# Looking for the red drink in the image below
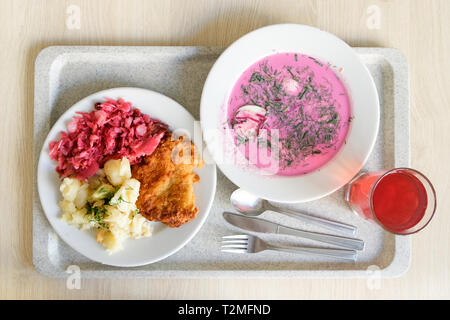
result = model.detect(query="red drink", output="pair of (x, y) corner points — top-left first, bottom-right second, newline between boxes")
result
(345, 168), (436, 234)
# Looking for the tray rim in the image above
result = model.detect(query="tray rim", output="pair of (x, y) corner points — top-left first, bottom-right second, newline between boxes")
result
(33, 45), (411, 278)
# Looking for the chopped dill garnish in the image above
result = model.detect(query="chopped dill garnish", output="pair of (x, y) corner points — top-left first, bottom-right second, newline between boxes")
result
(287, 67), (298, 81)
(298, 85), (310, 100)
(236, 135), (246, 146)
(327, 113), (339, 125)
(308, 56), (323, 66)
(98, 187), (107, 194)
(249, 72), (264, 83)
(87, 205), (109, 229)
(104, 192), (115, 204)
(118, 195), (130, 204)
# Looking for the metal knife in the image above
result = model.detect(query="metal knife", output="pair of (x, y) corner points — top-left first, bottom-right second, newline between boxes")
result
(223, 212), (365, 251)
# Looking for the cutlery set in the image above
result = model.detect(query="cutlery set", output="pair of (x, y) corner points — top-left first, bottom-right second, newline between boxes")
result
(222, 188), (364, 261)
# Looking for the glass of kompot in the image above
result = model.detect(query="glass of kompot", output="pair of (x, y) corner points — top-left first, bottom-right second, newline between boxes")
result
(344, 168), (436, 235)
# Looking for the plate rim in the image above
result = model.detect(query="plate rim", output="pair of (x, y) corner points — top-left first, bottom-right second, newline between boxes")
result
(37, 86), (217, 267)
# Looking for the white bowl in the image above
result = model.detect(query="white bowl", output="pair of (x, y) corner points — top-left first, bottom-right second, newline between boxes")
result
(38, 87), (216, 267)
(200, 24), (379, 203)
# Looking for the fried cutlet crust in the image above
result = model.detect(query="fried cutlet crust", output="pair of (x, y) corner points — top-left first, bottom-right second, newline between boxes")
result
(131, 134), (203, 228)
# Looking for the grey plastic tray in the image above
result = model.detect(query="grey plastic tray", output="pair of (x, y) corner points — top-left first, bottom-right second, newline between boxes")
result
(33, 46), (410, 278)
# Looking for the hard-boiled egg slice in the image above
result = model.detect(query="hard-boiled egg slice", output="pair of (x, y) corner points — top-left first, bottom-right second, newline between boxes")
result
(232, 105), (266, 140)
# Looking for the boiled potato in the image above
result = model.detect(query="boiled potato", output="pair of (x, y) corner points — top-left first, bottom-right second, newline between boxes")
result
(109, 178), (140, 213)
(59, 199), (76, 214)
(59, 156), (152, 254)
(60, 212), (73, 223)
(129, 213), (151, 239)
(99, 230), (122, 253)
(104, 206), (129, 231)
(60, 178), (81, 202)
(123, 178), (140, 204)
(74, 183), (89, 209)
(71, 208), (89, 227)
(104, 157), (131, 186)
(90, 183), (115, 201)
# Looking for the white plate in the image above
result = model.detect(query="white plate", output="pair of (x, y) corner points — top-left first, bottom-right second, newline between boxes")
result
(200, 24), (379, 203)
(38, 87), (216, 267)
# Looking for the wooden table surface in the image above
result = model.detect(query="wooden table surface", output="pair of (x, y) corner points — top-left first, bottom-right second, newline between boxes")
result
(1, 0), (449, 299)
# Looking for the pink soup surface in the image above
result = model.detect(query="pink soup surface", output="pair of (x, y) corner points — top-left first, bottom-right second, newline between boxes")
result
(227, 52), (351, 176)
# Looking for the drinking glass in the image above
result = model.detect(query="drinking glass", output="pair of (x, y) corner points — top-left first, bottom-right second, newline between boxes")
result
(344, 168), (436, 235)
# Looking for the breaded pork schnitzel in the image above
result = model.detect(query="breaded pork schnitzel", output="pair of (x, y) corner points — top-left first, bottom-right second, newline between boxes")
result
(131, 134), (203, 227)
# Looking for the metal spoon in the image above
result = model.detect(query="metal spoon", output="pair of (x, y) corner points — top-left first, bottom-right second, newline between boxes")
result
(230, 188), (357, 235)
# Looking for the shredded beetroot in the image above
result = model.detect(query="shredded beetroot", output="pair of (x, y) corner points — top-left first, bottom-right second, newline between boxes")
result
(49, 98), (168, 180)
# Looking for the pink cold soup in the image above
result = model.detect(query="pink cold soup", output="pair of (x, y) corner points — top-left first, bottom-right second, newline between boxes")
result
(227, 52), (351, 176)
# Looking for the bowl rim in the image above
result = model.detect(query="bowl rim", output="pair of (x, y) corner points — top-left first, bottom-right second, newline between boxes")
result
(200, 23), (380, 203)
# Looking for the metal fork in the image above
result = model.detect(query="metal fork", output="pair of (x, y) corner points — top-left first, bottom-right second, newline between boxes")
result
(221, 234), (357, 261)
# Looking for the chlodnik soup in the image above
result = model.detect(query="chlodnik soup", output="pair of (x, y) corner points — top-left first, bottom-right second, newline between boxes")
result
(227, 52), (351, 176)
